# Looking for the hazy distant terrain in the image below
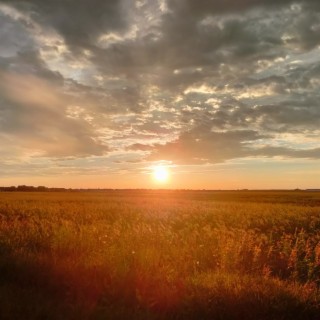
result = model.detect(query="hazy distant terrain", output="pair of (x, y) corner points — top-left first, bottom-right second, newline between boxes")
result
(0, 191), (320, 319)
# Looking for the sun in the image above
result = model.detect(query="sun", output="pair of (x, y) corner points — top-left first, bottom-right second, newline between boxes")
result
(153, 166), (169, 183)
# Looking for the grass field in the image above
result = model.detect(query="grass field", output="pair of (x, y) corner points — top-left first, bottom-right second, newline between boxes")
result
(0, 190), (320, 319)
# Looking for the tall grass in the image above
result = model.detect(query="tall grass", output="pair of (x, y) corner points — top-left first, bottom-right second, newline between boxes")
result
(0, 191), (319, 319)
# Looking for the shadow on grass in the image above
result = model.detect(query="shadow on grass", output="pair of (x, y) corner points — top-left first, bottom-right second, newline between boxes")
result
(0, 246), (319, 320)
(0, 249), (73, 320)
(181, 272), (320, 320)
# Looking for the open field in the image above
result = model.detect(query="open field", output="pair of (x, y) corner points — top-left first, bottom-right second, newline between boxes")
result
(0, 190), (320, 319)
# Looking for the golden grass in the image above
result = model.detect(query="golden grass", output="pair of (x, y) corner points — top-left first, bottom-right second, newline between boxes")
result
(0, 190), (319, 319)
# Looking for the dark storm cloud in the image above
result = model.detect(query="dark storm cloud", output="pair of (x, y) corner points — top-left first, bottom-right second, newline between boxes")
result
(4, 0), (320, 68)
(1, 0), (125, 51)
(156, 0), (320, 72)
(0, 0), (320, 165)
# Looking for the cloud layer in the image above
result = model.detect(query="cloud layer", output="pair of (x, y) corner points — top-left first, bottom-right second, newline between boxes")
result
(0, 0), (320, 181)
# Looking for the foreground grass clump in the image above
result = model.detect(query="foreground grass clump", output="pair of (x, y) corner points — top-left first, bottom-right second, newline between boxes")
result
(0, 190), (320, 319)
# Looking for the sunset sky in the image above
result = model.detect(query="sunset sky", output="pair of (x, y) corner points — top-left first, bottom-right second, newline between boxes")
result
(0, 0), (319, 189)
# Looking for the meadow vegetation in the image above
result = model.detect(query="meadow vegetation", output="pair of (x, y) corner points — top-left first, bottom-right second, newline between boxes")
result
(0, 190), (320, 319)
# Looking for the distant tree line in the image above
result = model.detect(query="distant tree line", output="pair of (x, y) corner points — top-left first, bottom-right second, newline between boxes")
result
(0, 186), (317, 192)
(0, 185), (67, 192)
(0, 186), (117, 192)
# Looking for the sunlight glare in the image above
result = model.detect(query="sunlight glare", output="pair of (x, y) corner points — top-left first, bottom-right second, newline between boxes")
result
(153, 166), (169, 183)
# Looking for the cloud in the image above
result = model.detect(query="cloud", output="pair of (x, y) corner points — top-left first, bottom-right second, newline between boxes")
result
(1, 0), (125, 51)
(126, 143), (154, 152)
(0, 70), (108, 157)
(149, 128), (265, 164)
(0, 0), (320, 170)
(0, 9), (34, 57)
(251, 146), (320, 159)
(148, 127), (320, 164)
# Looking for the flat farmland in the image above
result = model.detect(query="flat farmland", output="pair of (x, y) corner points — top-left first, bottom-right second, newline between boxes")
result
(0, 190), (320, 319)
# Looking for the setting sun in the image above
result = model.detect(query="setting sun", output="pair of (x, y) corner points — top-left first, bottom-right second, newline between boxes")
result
(153, 166), (169, 183)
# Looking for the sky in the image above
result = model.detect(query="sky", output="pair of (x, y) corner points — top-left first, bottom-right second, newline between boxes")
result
(0, 0), (319, 189)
